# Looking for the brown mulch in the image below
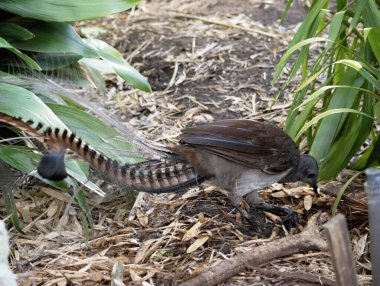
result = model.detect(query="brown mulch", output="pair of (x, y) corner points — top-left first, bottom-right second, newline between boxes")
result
(3, 0), (372, 285)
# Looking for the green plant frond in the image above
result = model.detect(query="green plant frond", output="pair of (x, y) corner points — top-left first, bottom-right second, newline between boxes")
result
(0, 82), (67, 128)
(84, 39), (152, 93)
(350, 0), (369, 29)
(295, 85), (380, 111)
(318, 108), (373, 179)
(362, 0), (380, 27)
(366, 27), (380, 67)
(288, 0), (329, 47)
(352, 131), (380, 170)
(31, 53), (84, 71)
(273, 0), (332, 84)
(285, 94), (316, 139)
(326, 11), (346, 49)
(280, 0), (379, 183)
(279, 0), (294, 25)
(0, 0), (140, 22)
(331, 171), (362, 216)
(273, 37), (330, 83)
(294, 66), (330, 92)
(9, 20), (98, 57)
(0, 36), (41, 71)
(336, 59), (380, 90)
(295, 108), (373, 141)
(0, 22), (34, 41)
(351, 132), (378, 170)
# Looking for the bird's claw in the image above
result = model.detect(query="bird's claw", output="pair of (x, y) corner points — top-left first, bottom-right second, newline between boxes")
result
(255, 204), (299, 229)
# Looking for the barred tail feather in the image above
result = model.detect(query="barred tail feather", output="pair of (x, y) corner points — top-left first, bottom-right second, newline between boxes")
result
(0, 113), (203, 193)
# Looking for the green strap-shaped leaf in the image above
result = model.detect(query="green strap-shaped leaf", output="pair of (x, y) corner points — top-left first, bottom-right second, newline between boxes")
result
(331, 171), (362, 215)
(367, 28), (380, 65)
(309, 70), (364, 159)
(0, 36), (41, 70)
(0, 82), (66, 129)
(84, 39), (152, 92)
(295, 85), (380, 111)
(350, 0), (368, 29)
(336, 60), (380, 91)
(362, 0), (380, 27)
(0, 0), (140, 22)
(0, 23), (34, 41)
(326, 11), (346, 49)
(10, 20), (98, 58)
(296, 108), (373, 141)
(273, 37), (329, 82)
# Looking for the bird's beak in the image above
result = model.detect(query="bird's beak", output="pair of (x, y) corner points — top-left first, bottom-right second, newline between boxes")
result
(312, 184), (319, 194)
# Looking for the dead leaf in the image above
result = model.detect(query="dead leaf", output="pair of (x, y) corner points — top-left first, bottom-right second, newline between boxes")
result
(354, 233), (368, 260)
(304, 195), (313, 211)
(198, 212), (205, 223)
(40, 187), (71, 203)
(187, 236), (209, 253)
(236, 211), (242, 224)
(271, 190), (286, 198)
(90, 272), (104, 282)
(182, 221), (203, 241)
(136, 208), (149, 227)
(134, 239), (155, 264)
(129, 268), (142, 282)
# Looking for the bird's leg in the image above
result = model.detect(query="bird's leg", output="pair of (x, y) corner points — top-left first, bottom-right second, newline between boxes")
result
(229, 191), (279, 237)
(246, 192), (298, 229)
(228, 192), (253, 221)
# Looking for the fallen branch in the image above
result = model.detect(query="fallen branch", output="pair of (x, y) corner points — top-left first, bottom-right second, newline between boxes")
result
(179, 213), (328, 286)
(248, 266), (335, 285)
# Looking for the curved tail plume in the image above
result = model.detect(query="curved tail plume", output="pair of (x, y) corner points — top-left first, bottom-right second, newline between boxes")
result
(0, 113), (203, 193)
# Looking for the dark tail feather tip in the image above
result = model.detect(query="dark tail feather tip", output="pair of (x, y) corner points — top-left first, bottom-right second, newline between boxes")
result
(37, 150), (68, 181)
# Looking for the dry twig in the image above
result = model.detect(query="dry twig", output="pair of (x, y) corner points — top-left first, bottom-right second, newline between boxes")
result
(179, 213), (328, 286)
(248, 266), (335, 285)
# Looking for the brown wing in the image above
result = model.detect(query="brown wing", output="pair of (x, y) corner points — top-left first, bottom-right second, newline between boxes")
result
(178, 120), (299, 173)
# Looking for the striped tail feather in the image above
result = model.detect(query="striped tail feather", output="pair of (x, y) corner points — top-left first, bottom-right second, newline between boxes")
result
(0, 113), (204, 193)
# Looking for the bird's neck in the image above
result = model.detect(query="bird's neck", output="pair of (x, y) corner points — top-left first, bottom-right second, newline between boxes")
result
(278, 160), (299, 183)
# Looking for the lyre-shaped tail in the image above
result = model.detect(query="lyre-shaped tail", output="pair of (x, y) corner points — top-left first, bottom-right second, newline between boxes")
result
(0, 113), (203, 193)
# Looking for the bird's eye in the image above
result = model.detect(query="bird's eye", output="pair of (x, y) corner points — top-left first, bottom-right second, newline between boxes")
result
(307, 174), (316, 179)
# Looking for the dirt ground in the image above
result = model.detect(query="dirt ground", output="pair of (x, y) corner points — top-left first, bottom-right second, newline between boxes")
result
(7, 0), (372, 285)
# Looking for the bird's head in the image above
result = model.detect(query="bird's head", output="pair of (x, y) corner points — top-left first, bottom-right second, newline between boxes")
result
(292, 154), (319, 193)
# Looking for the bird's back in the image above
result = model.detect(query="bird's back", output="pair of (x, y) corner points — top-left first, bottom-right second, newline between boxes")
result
(174, 119), (300, 175)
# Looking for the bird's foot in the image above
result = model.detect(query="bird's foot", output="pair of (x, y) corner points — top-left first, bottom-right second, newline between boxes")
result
(255, 203), (299, 229)
(235, 201), (298, 235)
(235, 206), (274, 237)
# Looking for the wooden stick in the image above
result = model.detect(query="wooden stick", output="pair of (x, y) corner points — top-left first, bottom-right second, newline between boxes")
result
(248, 266), (335, 286)
(324, 213), (358, 286)
(179, 213), (328, 286)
